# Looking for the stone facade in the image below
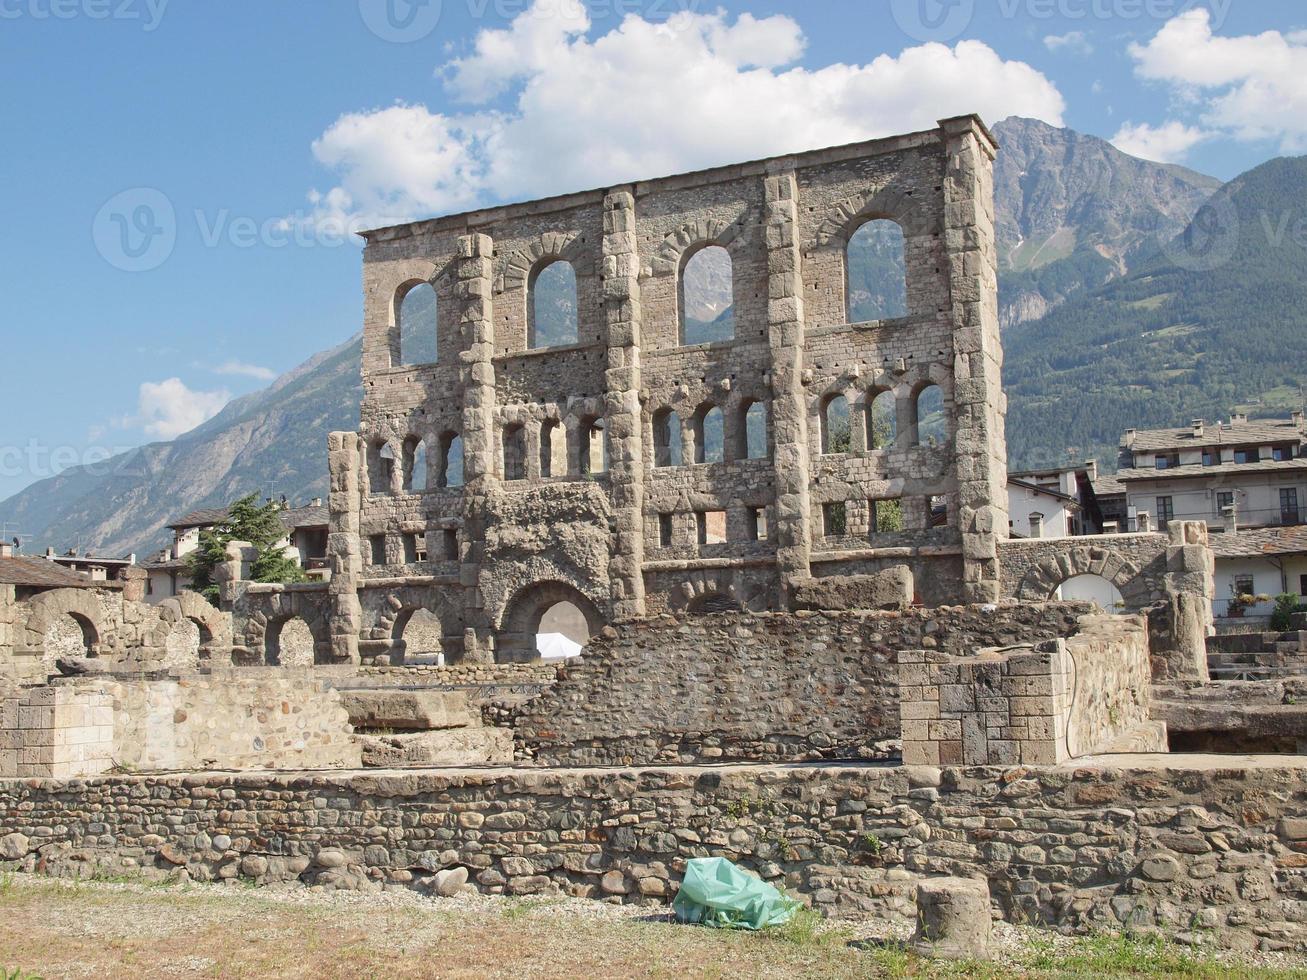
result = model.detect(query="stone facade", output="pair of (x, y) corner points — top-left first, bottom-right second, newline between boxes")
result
(3, 762), (1307, 951)
(319, 116), (1009, 665)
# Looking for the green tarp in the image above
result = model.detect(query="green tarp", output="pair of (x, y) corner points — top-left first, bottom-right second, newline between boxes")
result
(671, 857), (800, 930)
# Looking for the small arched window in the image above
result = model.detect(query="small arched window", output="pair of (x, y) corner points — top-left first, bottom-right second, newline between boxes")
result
(398, 282), (438, 366)
(503, 424), (527, 481)
(680, 245), (734, 346)
(530, 261), (578, 349)
(368, 441), (395, 494)
(653, 408), (682, 468)
(741, 400), (768, 460)
(915, 384), (946, 447)
(867, 390), (897, 450)
(580, 418), (607, 475)
(438, 432), (464, 488)
(846, 219), (907, 323)
(402, 437), (427, 492)
(693, 405), (724, 464)
(822, 395), (851, 455)
(539, 419), (566, 478)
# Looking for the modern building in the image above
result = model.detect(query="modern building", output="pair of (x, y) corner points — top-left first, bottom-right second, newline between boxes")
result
(1208, 526), (1307, 619)
(1006, 463), (1104, 539)
(39, 547), (135, 584)
(0, 542), (119, 600)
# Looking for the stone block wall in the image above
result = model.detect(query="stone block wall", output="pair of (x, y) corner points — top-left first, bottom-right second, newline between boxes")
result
(3, 763), (1307, 951)
(0, 687), (115, 779)
(514, 602), (1091, 766)
(899, 613), (1156, 766)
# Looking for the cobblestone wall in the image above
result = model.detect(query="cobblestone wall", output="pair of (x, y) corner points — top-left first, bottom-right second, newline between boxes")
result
(514, 603), (1090, 765)
(2, 762), (1306, 951)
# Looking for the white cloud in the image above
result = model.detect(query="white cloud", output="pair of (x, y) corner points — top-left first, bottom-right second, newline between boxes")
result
(1128, 10), (1307, 152)
(303, 3), (1065, 230)
(1111, 120), (1211, 164)
(1044, 31), (1092, 55)
(213, 360), (277, 382)
(128, 379), (230, 440)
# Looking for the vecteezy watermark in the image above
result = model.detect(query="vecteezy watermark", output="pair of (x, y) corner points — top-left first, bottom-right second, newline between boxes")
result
(92, 188), (177, 273)
(358, 0), (705, 43)
(1158, 193), (1239, 273)
(358, 0), (443, 42)
(891, 0), (1231, 43)
(0, 440), (140, 482)
(0, 0), (169, 31)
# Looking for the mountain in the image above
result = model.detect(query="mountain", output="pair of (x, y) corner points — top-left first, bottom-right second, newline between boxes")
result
(991, 117), (1223, 329)
(1004, 155), (1307, 470)
(0, 121), (1253, 556)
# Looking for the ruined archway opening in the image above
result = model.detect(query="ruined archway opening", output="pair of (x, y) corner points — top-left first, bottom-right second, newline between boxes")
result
(1058, 574), (1125, 613)
(266, 616), (315, 667)
(397, 608), (445, 666)
(535, 601), (589, 660)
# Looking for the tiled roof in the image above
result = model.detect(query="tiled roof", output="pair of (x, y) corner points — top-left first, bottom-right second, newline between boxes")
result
(1008, 478), (1078, 504)
(1209, 525), (1307, 559)
(168, 507), (230, 530)
(1124, 418), (1305, 453)
(280, 505), (328, 529)
(167, 504), (328, 532)
(1116, 457), (1307, 483)
(142, 554), (191, 571)
(0, 556), (118, 589)
(1093, 474), (1127, 497)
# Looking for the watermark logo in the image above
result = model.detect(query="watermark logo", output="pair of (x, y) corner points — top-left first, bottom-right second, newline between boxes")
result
(890, 0), (975, 42)
(359, 0), (443, 42)
(92, 187), (176, 273)
(0, 0), (170, 31)
(1159, 193), (1238, 273)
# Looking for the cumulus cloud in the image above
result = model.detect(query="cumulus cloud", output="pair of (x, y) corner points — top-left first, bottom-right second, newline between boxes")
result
(127, 379), (230, 440)
(302, 2), (1065, 230)
(1044, 31), (1092, 55)
(1128, 10), (1307, 152)
(1111, 120), (1211, 163)
(213, 360), (277, 382)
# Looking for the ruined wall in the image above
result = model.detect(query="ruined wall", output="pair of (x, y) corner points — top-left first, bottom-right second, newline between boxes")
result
(3, 762), (1307, 951)
(327, 116), (1009, 662)
(514, 603), (1090, 766)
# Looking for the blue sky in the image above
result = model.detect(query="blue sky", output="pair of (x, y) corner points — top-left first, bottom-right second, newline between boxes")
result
(1, 0), (1304, 507)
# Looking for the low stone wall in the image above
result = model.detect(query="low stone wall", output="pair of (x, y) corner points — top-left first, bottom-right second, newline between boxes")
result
(0, 687), (115, 779)
(2, 761), (1306, 950)
(514, 603), (1091, 766)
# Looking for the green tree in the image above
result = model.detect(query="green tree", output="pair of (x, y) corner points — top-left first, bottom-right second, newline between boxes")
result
(185, 494), (306, 602)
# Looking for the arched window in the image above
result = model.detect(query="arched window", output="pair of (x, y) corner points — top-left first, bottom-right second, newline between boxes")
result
(580, 418), (607, 475)
(822, 395), (851, 455)
(539, 419), (566, 478)
(846, 219), (907, 323)
(368, 441), (395, 494)
(398, 282), (438, 365)
(741, 400), (768, 460)
(867, 390), (897, 450)
(694, 405), (724, 464)
(653, 408), (682, 468)
(503, 424), (526, 481)
(680, 245), (734, 346)
(402, 437), (427, 492)
(530, 260), (578, 348)
(438, 432), (464, 488)
(536, 601), (589, 660)
(915, 384), (946, 447)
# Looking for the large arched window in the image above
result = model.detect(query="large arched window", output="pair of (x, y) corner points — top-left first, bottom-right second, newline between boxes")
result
(368, 441), (395, 494)
(402, 437), (427, 492)
(740, 400), (768, 460)
(846, 219), (907, 323)
(580, 418), (607, 475)
(822, 395), (851, 455)
(866, 390), (897, 450)
(438, 432), (464, 488)
(915, 384), (946, 447)
(693, 405), (724, 464)
(503, 424), (526, 481)
(539, 419), (566, 478)
(653, 408), (682, 468)
(398, 282), (438, 365)
(680, 245), (734, 346)
(530, 260), (578, 348)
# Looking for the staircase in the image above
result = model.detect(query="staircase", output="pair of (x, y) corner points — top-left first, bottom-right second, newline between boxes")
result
(1207, 630), (1307, 681)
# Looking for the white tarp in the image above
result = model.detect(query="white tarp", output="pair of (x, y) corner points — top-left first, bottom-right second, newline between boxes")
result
(535, 632), (583, 660)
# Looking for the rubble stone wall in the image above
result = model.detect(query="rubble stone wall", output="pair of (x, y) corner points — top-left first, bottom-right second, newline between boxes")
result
(514, 603), (1091, 766)
(2, 762), (1306, 951)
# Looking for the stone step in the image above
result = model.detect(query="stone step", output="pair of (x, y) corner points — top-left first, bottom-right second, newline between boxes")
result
(355, 727), (513, 767)
(338, 689), (476, 732)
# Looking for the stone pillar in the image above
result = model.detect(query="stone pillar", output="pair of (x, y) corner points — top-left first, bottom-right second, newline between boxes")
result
(326, 431), (363, 665)
(602, 188), (646, 622)
(764, 165), (812, 607)
(912, 877), (992, 960)
(456, 233), (497, 661)
(118, 566), (148, 604)
(940, 116), (1007, 604)
(1152, 520), (1215, 681)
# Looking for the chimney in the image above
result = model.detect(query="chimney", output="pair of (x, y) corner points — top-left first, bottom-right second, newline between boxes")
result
(1084, 459), (1098, 482)
(1191, 418), (1204, 439)
(1232, 411), (1248, 424)
(45, 546), (55, 559)
(311, 497), (322, 508)
(1293, 410), (1304, 430)
(1123, 428), (1137, 448)
(0, 542), (12, 559)
(1222, 503), (1238, 535)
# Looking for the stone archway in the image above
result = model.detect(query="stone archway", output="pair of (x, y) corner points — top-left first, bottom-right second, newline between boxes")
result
(159, 592), (232, 665)
(496, 581), (606, 663)
(1015, 545), (1150, 610)
(20, 589), (106, 663)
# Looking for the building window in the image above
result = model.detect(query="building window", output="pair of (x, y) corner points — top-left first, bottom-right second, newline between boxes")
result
(696, 510), (726, 545)
(822, 501), (847, 537)
(846, 218), (907, 323)
(1233, 574), (1255, 599)
(1234, 448), (1260, 464)
(680, 245), (734, 346)
(1216, 491), (1235, 516)
(1273, 446), (1290, 462)
(580, 418), (608, 475)
(928, 495), (949, 528)
(1155, 454), (1178, 470)
(822, 394), (851, 454)
(397, 281), (438, 366)
(1202, 450), (1218, 467)
(368, 441), (395, 495)
(442, 530), (459, 561)
(694, 405), (724, 464)
(402, 437), (427, 492)
(746, 506), (768, 541)
(658, 513), (673, 548)
(740, 401), (768, 460)
(867, 389), (897, 450)
(502, 424), (526, 481)
(438, 433), (464, 488)
(402, 533), (425, 564)
(539, 419), (565, 478)
(914, 384), (945, 447)
(1282, 488), (1300, 524)
(653, 409), (682, 467)
(369, 535), (387, 566)
(1156, 496), (1174, 528)
(529, 260), (578, 348)
(870, 498), (903, 535)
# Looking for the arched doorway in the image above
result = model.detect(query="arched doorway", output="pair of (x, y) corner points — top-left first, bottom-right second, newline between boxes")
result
(43, 612), (97, 667)
(397, 608), (445, 665)
(266, 616), (316, 667)
(1058, 574), (1126, 613)
(535, 600), (589, 660)
(498, 581), (605, 663)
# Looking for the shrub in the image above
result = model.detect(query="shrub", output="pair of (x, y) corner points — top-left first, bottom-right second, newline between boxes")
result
(1272, 593), (1303, 632)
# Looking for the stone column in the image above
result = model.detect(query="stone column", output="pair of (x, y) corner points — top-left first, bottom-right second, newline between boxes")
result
(912, 877), (992, 960)
(602, 188), (646, 621)
(940, 116), (1007, 604)
(326, 431), (363, 665)
(764, 166), (812, 607)
(455, 232), (497, 661)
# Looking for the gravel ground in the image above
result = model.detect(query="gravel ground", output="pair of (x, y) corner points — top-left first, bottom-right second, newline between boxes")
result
(0, 873), (1304, 979)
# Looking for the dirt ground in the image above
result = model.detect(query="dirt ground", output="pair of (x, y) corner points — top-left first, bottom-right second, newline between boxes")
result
(0, 873), (1304, 979)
